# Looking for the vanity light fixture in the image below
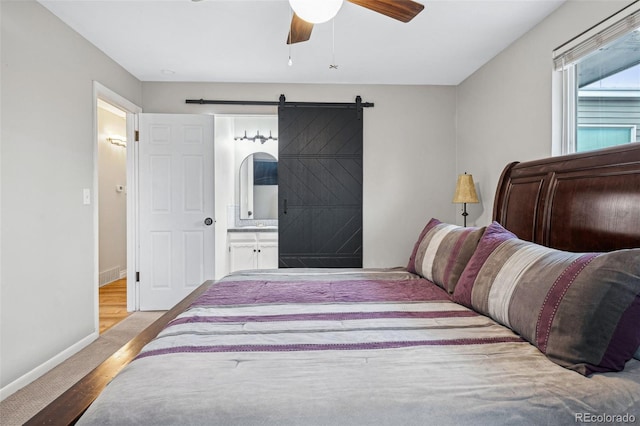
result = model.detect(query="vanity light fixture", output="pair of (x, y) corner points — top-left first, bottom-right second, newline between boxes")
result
(107, 136), (127, 147)
(234, 130), (278, 144)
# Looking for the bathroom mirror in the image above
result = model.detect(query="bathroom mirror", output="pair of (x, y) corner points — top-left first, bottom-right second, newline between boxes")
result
(239, 152), (278, 220)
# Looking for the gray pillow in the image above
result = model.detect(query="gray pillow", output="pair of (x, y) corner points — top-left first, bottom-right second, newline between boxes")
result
(454, 221), (640, 375)
(407, 218), (485, 294)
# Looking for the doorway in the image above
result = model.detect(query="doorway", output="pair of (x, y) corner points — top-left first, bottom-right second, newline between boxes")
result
(93, 82), (142, 333)
(97, 99), (128, 332)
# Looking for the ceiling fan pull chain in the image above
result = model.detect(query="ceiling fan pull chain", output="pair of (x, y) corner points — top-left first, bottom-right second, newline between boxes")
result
(330, 19), (338, 70)
(288, 5), (293, 66)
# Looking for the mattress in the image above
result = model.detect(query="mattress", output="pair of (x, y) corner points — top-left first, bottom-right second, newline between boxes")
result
(78, 268), (640, 425)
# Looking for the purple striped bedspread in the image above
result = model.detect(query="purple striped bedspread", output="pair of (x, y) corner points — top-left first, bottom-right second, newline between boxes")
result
(137, 269), (524, 359)
(78, 268), (640, 426)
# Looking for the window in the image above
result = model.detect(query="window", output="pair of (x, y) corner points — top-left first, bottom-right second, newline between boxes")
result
(577, 125), (636, 151)
(554, 3), (640, 154)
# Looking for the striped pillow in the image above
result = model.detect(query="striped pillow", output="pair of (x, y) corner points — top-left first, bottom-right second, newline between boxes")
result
(407, 218), (486, 293)
(453, 221), (640, 375)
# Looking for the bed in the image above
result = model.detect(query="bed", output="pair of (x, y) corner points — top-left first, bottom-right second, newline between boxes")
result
(29, 144), (640, 425)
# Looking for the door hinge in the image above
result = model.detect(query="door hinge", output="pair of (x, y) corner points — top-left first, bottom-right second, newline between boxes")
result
(136, 271), (140, 282)
(135, 130), (139, 142)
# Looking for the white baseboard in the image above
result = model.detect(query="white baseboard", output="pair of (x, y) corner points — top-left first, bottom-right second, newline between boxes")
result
(0, 331), (99, 401)
(119, 269), (127, 279)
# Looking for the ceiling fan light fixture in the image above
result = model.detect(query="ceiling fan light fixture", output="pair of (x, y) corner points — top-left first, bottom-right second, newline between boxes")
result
(288, 0), (343, 24)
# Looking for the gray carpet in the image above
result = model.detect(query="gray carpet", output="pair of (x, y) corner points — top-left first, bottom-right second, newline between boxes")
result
(0, 311), (164, 426)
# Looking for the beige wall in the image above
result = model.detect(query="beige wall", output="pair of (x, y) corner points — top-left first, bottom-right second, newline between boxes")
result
(1, 1), (141, 393)
(455, 0), (635, 226)
(142, 82), (458, 268)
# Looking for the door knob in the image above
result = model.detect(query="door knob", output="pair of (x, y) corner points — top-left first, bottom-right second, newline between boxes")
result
(204, 217), (213, 226)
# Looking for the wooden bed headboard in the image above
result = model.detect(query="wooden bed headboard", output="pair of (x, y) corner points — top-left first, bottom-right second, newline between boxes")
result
(493, 143), (640, 252)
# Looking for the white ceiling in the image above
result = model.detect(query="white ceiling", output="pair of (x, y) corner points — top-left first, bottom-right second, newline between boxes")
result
(39, 0), (566, 85)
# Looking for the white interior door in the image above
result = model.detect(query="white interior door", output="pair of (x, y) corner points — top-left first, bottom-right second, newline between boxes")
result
(138, 113), (215, 310)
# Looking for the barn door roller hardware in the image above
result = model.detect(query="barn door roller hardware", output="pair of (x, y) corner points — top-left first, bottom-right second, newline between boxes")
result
(185, 95), (374, 119)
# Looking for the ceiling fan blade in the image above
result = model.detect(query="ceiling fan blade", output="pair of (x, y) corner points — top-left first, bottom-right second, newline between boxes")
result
(346, 0), (424, 23)
(287, 13), (314, 44)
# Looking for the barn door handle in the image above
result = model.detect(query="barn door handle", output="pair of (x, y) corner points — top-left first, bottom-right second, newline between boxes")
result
(283, 199), (287, 215)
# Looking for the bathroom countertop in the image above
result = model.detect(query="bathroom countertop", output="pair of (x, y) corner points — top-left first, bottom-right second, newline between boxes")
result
(227, 226), (278, 233)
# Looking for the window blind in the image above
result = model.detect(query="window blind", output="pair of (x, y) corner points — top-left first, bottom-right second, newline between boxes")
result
(553, 1), (640, 71)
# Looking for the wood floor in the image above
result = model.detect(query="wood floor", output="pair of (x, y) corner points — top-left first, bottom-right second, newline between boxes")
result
(99, 278), (129, 334)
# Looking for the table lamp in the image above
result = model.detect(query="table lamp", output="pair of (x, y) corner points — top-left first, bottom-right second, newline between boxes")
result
(453, 172), (479, 227)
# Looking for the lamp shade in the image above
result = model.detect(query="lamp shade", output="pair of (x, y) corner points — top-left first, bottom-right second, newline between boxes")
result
(453, 173), (479, 204)
(289, 0), (344, 24)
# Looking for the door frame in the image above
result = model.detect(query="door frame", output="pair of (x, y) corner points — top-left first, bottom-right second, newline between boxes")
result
(93, 81), (142, 331)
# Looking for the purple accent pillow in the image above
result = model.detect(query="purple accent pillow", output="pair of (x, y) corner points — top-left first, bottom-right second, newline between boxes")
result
(453, 221), (640, 375)
(407, 218), (486, 294)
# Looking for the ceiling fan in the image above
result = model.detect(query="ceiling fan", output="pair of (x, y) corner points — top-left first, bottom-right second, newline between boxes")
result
(287, 0), (425, 44)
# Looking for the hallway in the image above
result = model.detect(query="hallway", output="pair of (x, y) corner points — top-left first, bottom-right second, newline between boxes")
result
(99, 279), (128, 333)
